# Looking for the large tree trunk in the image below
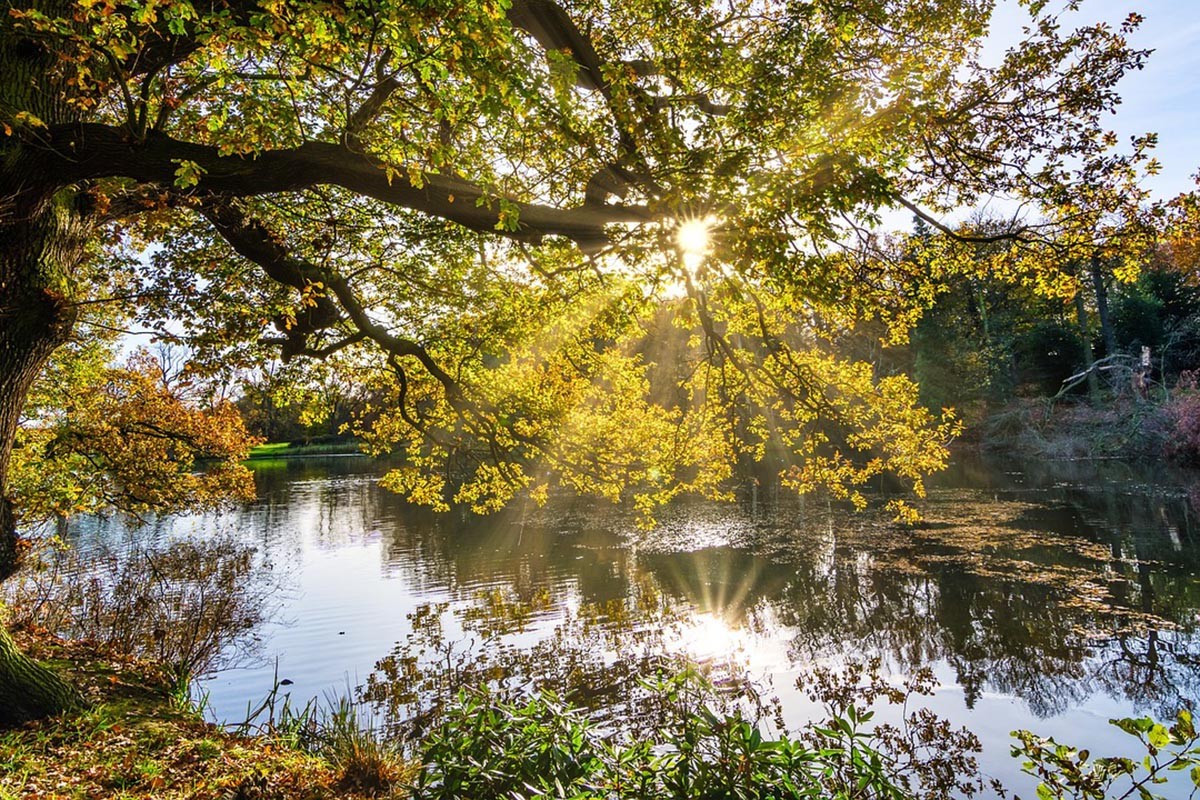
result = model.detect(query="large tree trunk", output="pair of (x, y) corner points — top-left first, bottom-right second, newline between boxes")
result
(0, 248), (87, 723)
(0, 626), (80, 725)
(0, 177), (92, 724)
(0, 0), (91, 724)
(0, 214), (88, 724)
(0, 206), (92, 723)
(0, 236), (79, 582)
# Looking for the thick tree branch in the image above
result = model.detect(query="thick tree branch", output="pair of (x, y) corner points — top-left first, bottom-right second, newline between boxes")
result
(200, 198), (463, 402)
(507, 0), (609, 92)
(584, 162), (638, 205)
(507, 0), (667, 200)
(651, 93), (732, 116)
(39, 123), (651, 251)
(122, 0), (262, 77)
(197, 198), (343, 360)
(258, 331), (366, 359)
(344, 75), (401, 146)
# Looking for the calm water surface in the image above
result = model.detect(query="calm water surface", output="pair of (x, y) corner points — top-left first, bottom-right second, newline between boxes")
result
(67, 455), (1200, 796)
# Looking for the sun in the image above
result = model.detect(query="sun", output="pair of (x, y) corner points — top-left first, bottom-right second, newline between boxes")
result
(676, 216), (717, 271)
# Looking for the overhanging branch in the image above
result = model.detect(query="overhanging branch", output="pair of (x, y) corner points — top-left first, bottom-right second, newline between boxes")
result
(41, 123), (651, 251)
(894, 195), (1035, 245)
(200, 198), (463, 402)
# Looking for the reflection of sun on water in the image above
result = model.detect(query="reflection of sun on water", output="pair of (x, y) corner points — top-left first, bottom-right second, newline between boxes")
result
(669, 612), (750, 662)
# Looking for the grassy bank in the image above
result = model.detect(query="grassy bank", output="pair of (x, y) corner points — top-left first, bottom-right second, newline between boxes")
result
(246, 440), (367, 460)
(973, 393), (1200, 463)
(0, 629), (373, 800)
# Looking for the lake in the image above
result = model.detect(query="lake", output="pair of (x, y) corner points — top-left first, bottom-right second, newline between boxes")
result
(64, 455), (1200, 797)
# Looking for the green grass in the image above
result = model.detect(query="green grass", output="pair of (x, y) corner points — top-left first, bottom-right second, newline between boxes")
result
(246, 440), (367, 460)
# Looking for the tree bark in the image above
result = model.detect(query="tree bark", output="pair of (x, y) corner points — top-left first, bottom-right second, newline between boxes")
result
(0, 1), (92, 725)
(0, 229), (88, 723)
(1090, 252), (1117, 358)
(0, 193), (85, 577)
(0, 624), (81, 725)
(1074, 288), (1100, 400)
(0, 206), (89, 723)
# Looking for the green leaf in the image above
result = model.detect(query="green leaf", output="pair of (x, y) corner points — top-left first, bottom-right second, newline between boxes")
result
(171, 159), (205, 189)
(1148, 724), (1171, 750)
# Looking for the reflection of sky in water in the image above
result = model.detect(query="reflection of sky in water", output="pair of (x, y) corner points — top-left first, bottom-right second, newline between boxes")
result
(62, 455), (1200, 798)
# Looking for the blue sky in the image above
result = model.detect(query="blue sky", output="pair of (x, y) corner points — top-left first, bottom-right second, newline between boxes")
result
(989, 0), (1200, 200)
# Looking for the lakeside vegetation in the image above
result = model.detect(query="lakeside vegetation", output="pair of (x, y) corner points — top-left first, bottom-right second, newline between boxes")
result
(6, 517), (1200, 799)
(4, 622), (1198, 799)
(0, 632), (350, 800)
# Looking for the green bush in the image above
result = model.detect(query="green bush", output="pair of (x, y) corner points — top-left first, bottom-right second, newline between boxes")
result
(409, 667), (975, 800)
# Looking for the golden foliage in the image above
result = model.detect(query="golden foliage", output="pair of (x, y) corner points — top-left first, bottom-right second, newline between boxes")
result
(11, 349), (258, 523)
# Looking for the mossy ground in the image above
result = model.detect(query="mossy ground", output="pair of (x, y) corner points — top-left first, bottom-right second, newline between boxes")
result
(0, 628), (389, 800)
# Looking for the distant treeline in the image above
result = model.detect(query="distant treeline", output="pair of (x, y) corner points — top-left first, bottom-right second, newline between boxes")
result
(881, 219), (1200, 420)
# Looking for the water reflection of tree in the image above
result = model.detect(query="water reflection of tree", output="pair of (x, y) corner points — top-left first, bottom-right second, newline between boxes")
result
(638, 544), (1096, 717)
(358, 581), (763, 748)
(199, 458), (1200, 723)
(1088, 564), (1200, 718)
(629, 473), (1200, 719)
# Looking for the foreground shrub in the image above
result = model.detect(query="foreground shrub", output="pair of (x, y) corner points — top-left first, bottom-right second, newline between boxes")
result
(1011, 708), (1200, 800)
(410, 665), (985, 800)
(401, 653), (1200, 800)
(3, 535), (274, 693)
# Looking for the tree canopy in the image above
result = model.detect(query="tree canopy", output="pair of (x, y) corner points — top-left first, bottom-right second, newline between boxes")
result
(1, 0), (1165, 545)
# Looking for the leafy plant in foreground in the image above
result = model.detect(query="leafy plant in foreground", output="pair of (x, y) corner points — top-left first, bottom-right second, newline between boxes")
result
(1012, 708), (1200, 800)
(409, 666), (983, 800)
